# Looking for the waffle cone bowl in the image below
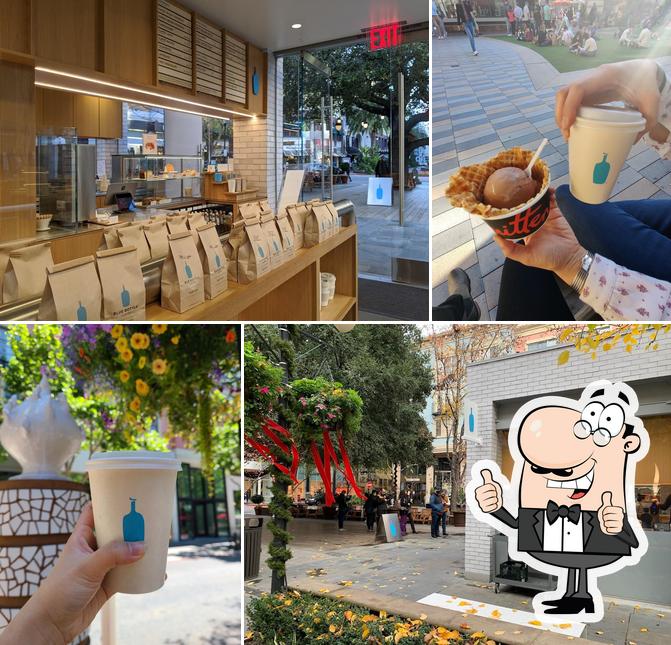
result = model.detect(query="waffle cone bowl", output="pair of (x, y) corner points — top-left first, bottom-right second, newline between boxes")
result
(447, 147), (551, 241)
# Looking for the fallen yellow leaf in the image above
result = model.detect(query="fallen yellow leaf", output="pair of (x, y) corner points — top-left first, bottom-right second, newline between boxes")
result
(494, 630), (505, 635)
(640, 628), (648, 633)
(491, 610), (502, 619)
(528, 620), (542, 626)
(466, 608), (478, 614)
(458, 601), (471, 606)
(471, 632), (486, 638)
(329, 624), (336, 633)
(419, 613), (427, 620)
(558, 623), (572, 629)
(318, 588), (330, 593)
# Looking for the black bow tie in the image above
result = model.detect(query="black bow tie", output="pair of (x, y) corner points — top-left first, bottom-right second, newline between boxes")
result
(546, 501), (581, 525)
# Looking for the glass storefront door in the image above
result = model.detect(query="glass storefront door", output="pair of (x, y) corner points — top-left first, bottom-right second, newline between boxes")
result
(177, 464), (230, 541)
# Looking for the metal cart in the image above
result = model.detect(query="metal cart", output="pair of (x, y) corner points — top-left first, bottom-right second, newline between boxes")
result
(493, 533), (556, 594)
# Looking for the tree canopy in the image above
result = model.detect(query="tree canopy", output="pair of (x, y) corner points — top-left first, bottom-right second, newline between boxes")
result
(246, 324), (434, 472)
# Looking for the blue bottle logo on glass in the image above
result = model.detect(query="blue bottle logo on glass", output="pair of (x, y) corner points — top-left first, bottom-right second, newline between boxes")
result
(123, 497), (145, 542)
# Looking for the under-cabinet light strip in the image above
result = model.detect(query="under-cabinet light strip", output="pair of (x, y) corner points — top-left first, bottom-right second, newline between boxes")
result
(35, 66), (254, 118)
(35, 82), (235, 121)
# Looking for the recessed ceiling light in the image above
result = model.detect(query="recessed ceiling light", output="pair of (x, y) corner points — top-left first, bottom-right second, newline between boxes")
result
(291, 23), (302, 29)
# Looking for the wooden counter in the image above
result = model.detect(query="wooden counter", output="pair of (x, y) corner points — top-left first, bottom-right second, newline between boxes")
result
(147, 225), (358, 321)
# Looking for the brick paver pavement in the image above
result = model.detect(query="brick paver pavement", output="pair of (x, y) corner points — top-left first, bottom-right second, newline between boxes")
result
(432, 32), (671, 319)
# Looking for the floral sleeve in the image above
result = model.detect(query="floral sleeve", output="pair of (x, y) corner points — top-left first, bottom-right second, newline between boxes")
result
(643, 74), (671, 158)
(580, 255), (671, 320)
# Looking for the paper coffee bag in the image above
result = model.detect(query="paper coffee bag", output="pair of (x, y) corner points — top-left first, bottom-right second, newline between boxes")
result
(286, 203), (308, 249)
(196, 223), (228, 299)
(3, 243), (53, 304)
(237, 214), (271, 284)
(103, 224), (128, 250)
(259, 210), (284, 269)
(39, 256), (102, 321)
(258, 199), (272, 212)
(324, 200), (341, 233)
(0, 242), (26, 304)
(187, 211), (207, 242)
(304, 204), (332, 247)
(143, 221), (169, 259)
(161, 232), (205, 313)
(96, 246), (146, 320)
(224, 219), (246, 282)
(166, 213), (188, 235)
(118, 224), (151, 263)
(275, 211), (295, 261)
(239, 202), (262, 220)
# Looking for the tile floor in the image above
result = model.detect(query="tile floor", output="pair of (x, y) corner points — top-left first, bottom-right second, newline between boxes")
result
(432, 33), (671, 320)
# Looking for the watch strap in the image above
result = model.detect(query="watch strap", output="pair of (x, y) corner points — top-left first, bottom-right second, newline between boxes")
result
(570, 252), (595, 293)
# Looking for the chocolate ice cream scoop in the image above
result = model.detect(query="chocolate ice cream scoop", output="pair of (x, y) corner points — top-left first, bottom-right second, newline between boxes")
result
(483, 167), (539, 209)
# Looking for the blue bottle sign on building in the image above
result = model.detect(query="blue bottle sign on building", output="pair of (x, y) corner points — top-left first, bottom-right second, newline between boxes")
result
(376, 184), (384, 200)
(123, 497), (145, 542)
(252, 67), (260, 96)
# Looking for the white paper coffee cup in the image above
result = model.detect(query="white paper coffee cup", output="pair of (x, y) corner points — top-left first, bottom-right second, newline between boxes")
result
(86, 450), (180, 594)
(568, 105), (646, 204)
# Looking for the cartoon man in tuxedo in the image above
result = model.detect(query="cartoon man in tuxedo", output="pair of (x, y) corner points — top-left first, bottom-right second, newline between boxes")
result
(466, 380), (649, 621)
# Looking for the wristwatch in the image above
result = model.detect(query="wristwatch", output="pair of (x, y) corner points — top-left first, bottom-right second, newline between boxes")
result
(570, 251), (595, 293)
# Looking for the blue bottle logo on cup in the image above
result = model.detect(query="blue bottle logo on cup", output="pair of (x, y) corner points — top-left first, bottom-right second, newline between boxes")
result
(593, 153), (611, 185)
(76, 302), (87, 321)
(123, 497), (145, 542)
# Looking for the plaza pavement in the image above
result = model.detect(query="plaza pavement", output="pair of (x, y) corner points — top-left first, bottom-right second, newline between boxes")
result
(246, 518), (670, 645)
(90, 540), (240, 644)
(432, 32), (671, 319)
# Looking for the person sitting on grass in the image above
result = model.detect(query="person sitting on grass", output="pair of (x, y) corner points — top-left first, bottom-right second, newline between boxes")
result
(568, 28), (586, 52)
(572, 32), (598, 56)
(633, 25), (653, 48)
(619, 26), (634, 46)
(493, 59), (671, 322)
(535, 26), (552, 46)
(561, 25), (575, 46)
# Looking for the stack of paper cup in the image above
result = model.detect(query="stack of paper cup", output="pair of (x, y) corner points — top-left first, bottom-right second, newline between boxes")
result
(569, 105), (646, 204)
(320, 273), (336, 307)
(86, 450), (181, 594)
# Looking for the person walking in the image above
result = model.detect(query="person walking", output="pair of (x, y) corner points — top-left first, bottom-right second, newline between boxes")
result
(364, 489), (378, 532)
(336, 490), (349, 532)
(463, 1), (479, 55)
(400, 490), (418, 535)
(440, 490), (450, 537)
(432, 1), (447, 39)
(429, 489), (444, 538)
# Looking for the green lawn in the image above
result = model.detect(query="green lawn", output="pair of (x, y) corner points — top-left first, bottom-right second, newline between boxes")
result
(491, 33), (671, 73)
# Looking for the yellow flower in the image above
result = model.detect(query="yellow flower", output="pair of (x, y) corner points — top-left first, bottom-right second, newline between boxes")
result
(152, 358), (168, 375)
(152, 324), (168, 335)
(130, 333), (148, 350)
(138, 356), (147, 369)
(129, 397), (141, 412)
(171, 335), (180, 345)
(119, 370), (130, 383)
(124, 412), (136, 422)
(111, 324), (124, 339)
(120, 348), (133, 362)
(115, 337), (128, 352)
(135, 379), (150, 397)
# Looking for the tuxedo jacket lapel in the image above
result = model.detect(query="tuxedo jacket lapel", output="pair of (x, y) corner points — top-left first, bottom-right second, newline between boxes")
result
(583, 511), (596, 548)
(532, 509), (544, 548)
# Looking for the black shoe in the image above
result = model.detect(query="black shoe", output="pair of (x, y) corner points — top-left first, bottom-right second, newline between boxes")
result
(541, 595), (573, 607)
(543, 597), (594, 615)
(447, 269), (481, 320)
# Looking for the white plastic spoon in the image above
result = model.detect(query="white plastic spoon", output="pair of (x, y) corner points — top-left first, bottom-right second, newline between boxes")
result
(525, 138), (548, 177)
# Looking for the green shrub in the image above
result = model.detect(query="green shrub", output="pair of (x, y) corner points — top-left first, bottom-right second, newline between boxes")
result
(250, 494), (265, 504)
(246, 591), (494, 644)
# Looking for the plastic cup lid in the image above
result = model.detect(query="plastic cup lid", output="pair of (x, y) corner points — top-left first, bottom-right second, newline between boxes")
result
(86, 450), (181, 471)
(576, 105), (646, 126)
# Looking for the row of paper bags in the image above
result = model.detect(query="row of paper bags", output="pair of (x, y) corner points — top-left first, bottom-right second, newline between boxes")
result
(225, 198), (340, 284)
(0, 219), (228, 320)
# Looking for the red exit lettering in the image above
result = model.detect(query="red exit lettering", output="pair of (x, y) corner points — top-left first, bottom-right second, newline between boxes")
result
(369, 23), (402, 50)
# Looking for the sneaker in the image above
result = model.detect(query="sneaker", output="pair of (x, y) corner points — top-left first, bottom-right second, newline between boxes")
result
(473, 51), (479, 56)
(339, 528), (345, 532)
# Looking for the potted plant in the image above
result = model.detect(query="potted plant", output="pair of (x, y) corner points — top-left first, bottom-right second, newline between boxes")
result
(452, 488), (466, 527)
(250, 493), (265, 515)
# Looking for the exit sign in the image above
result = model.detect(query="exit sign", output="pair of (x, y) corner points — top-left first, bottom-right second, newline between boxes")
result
(369, 22), (402, 50)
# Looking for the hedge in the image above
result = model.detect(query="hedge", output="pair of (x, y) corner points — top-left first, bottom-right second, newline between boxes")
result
(246, 591), (497, 644)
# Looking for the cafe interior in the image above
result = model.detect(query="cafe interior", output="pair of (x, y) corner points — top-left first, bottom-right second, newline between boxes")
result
(0, 0), (429, 322)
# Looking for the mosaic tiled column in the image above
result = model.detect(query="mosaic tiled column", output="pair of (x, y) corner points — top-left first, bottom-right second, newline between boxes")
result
(0, 479), (90, 645)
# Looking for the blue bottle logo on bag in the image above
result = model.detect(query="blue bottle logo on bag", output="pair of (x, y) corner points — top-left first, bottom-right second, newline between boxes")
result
(376, 184), (384, 200)
(257, 245), (265, 258)
(121, 285), (131, 307)
(184, 262), (193, 279)
(273, 240), (279, 253)
(123, 497), (145, 542)
(76, 302), (87, 321)
(215, 254), (222, 268)
(593, 153), (611, 185)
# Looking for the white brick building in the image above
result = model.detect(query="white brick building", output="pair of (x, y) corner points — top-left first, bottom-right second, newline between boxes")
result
(464, 334), (671, 604)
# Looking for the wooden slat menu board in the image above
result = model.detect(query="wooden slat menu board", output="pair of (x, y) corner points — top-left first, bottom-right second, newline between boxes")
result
(225, 33), (247, 105)
(157, 0), (193, 90)
(195, 17), (223, 98)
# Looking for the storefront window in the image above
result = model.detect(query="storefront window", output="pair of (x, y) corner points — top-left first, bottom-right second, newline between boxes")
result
(176, 464), (230, 540)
